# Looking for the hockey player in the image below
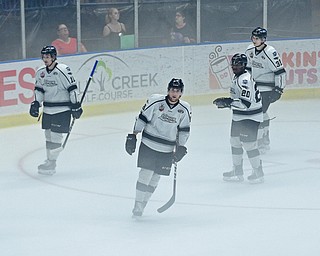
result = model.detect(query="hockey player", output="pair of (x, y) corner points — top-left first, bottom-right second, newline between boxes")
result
(245, 27), (286, 153)
(29, 45), (83, 175)
(213, 53), (264, 183)
(125, 78), (191, 217)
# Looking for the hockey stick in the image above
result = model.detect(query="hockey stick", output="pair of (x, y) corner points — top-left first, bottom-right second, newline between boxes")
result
(62, 59), (98, 149)
(157, 161), (178, 213)
(57, 60), (98, 151)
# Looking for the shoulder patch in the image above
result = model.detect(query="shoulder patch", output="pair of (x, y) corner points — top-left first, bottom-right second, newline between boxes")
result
(159, 104), (165, 112)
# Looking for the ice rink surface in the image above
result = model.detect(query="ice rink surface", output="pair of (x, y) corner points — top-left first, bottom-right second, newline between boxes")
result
(1, 99), (320, 256)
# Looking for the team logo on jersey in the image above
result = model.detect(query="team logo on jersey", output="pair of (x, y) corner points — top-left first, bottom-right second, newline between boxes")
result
(262, 56), (265, 60)
(252, 61), (263, 69)
(53, 72), (58, 75)
(44, 79), (58, 87)
(40, 71), (45, 78)
(159, 113), (176, 123)
(243, 79), (248, 84)
(178, 109), (184, 114)
(249, 52), (254, 58)
(273, 51), (277, 56)
(159, 104), (165, 112)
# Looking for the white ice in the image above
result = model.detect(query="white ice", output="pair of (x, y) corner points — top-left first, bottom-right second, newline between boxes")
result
(1, 99), (319, 256)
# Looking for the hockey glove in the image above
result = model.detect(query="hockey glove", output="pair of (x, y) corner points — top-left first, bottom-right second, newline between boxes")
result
(125, 133), (137, 155)
(29, 101), (40, 117)
(213, 97), (233, 108)
(173, 145), (187, 162)
(71, 102), (83, 119)
(269, 86), (283, 103)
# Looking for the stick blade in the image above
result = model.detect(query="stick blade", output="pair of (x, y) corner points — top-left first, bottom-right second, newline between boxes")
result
(157, 195), (175, 213)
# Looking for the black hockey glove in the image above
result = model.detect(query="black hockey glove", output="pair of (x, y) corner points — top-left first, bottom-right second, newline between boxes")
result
(173, 145), (187, 162)
(125, 133), (137, 155)
(29, 101), (40, 117)
(71, 102), (83, 119)
(269, 86), (283, 103)
(213, 97), (233, 108)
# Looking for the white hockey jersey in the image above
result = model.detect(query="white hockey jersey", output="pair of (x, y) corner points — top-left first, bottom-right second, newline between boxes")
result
(230, 71), (263, 123)
(134, 94), (191, 153)
(34, 62), (79, 115)
(245, 44), (286, 92)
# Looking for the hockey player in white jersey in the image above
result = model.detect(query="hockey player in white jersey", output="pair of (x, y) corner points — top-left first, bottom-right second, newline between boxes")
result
(29, 46), (83, 175)
(125, 78), (191, 217)
(245, 27), (286, 154)
(213, 53), (264, 183)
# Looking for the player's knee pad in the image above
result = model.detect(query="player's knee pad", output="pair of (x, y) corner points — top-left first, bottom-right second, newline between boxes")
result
(242, 141), (258, 152)
(51, 132), (63, 144)
(230, 136), (241, 148)
(138, 168), (154, 185)
(45, 129), (51, 141)
(149, 173), (160, 187)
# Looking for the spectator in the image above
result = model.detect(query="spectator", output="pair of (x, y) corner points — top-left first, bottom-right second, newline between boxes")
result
(169, 9), (195, 45)
(51, 24), (87, 55)
(102, 8), (126, 50)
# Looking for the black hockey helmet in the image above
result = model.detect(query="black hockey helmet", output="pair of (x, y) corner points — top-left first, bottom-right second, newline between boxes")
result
(41, 45), (57, 58)
(168, 78), (184, 92)
(251, 27), (267, 39)
(231, 53), (247, 67)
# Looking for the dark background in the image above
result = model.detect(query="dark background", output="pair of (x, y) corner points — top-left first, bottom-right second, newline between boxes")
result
(0, 0), (318, 62)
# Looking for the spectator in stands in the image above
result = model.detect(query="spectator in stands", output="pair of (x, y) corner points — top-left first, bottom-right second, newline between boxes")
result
(102, 8), (126, 51)
(51, 24), (87, 56)
(169, 9), (195, 45)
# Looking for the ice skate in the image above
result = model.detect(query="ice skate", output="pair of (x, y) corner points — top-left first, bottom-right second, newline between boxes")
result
(132, 201), (146, 218)
(38, 160), (56, 175)
(248, 165), (264, 184)
(223, 166), (244, 182)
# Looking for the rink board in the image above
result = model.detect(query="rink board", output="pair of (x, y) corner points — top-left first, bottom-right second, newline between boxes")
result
(1, 38), (320, 128)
